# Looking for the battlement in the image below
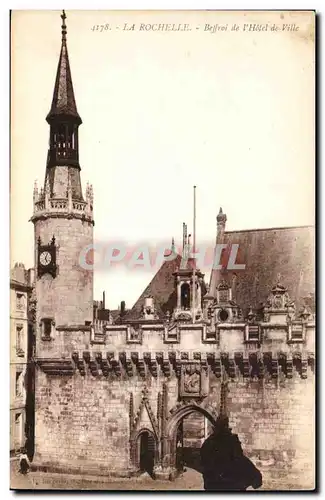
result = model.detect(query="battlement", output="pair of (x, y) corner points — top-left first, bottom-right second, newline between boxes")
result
(36, 311), (315, 373)
(31, 180), (94, 224)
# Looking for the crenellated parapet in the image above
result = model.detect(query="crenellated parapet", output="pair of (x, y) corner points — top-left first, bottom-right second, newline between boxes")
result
(35, 279), (315, 384)
(30, 179), (94, 225)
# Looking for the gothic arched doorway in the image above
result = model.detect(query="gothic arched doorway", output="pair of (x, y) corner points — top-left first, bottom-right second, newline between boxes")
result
(137, 430), (156, 477)
(166, 404), (217, 474)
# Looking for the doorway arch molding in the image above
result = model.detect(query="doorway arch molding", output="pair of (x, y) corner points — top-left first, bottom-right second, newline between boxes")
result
(160, 401), (218, 474)
(166, 402), (218, 437)
(130, 427), (159, 471)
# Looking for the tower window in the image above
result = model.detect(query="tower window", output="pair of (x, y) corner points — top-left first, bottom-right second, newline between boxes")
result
(16, 326), (24, 356)
(181, 283), (191, 310)
(16, 293), (24, 311)
(15, 372), (23, 397)
(16, 326), (22, 349)
(41, 318), (54, 340)
(44, 319), (51, 336)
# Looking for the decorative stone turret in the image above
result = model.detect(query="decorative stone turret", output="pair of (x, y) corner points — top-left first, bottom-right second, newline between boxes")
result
(263, 277), (295, 324)
(216, 207), (227, 240)
(173, 266), (205, 322)
(143, 296), (157, 320)
(213, 280), (241, 323)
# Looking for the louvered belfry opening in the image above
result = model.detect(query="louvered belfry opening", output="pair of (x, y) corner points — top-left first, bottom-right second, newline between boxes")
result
(46, 10), (82, 169)
(181, 283), (191, 310)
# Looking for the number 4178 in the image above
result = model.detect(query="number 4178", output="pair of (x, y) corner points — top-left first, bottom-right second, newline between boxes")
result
(91, 24), (110, 32)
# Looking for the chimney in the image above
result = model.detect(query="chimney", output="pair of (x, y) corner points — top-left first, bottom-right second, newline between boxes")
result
(103, 291), (106, 310)
(120, 301), (126, 316)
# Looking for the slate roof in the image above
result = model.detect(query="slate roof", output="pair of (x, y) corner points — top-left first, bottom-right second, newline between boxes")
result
(125, 225), (315, 322)
(124, 253), (184, 321)
(209, 225), (315, 315)
(124, 251), (208, 321)
(46, 29), (81, 124)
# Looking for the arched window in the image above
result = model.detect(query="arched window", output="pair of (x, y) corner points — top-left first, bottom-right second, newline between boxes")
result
(218, 309), (229, 322)
(181, 283), (191, 310)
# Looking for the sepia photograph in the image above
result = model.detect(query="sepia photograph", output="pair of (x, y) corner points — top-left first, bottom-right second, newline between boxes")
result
(10, 9), (315, 491)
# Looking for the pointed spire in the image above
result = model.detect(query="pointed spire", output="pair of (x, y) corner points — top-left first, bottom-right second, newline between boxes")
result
(171, 237), (175, 253)
(182, 222), (187, 251)
(67, 173), (72, 193)
(299, 305), (310, 321)
(61, 9), (67, 43)
(45, 177), (50, 196)
(217, 206), (227, 223)
(46, 10), (81, 124)
(247, 306), (255, 322)
(33, 180), (39, 203)
(89, 184), (94, 203)
(44, 177), (50, 208)
(216, 206), (227, 241)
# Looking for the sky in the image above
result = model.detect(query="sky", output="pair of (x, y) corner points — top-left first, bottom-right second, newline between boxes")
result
(11, 10), (315, 310)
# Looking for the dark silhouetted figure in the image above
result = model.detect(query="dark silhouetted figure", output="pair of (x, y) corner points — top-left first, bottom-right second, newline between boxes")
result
(19, 448), (30, 475)
(200, 417), (262, 491)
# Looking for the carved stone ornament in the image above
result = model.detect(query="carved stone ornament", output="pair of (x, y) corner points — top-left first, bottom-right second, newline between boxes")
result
(180, 364), (201, 397)
(264, 281), (290, 311)
(174, 311), (192, 322)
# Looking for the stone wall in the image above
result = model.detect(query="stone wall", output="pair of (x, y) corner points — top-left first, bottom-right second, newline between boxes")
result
(33, 312), (315, 488)
(33, 367), (178, 476)
(33, 351), (314, 489)
(34, 217), (93, 332)
(228, 372), (315, 489)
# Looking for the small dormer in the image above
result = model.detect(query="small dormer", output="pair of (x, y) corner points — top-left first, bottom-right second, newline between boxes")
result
(214, 280), (241, 323)
(217, 280), (232, 304)
(173, 265), (204, 321)
(172, 222), (205, 322)
(263, 279), (295, 324)
(143, 296), (156, 320)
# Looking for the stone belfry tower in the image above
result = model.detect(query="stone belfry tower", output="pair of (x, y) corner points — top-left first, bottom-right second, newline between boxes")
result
(31, 11), (94, 335)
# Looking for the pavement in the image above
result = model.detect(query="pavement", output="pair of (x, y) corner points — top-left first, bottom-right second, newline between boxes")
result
(10, 459), (309, 491)
(10, 460), (204, 491)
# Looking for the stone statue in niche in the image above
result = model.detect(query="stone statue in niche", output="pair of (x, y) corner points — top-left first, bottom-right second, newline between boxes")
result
(184, 370), (200, 393)
(180, 364), (201, 397)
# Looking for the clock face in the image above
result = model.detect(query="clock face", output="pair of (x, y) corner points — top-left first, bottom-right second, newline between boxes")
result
(40, 251), (52, 266)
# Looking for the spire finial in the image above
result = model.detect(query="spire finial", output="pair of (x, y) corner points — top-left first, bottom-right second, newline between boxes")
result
(61, 10), (67, 42)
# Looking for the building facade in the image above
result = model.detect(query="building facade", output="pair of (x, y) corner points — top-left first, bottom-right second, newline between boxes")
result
(30, 13), (315, 489)
(10, 263), (34, 455)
